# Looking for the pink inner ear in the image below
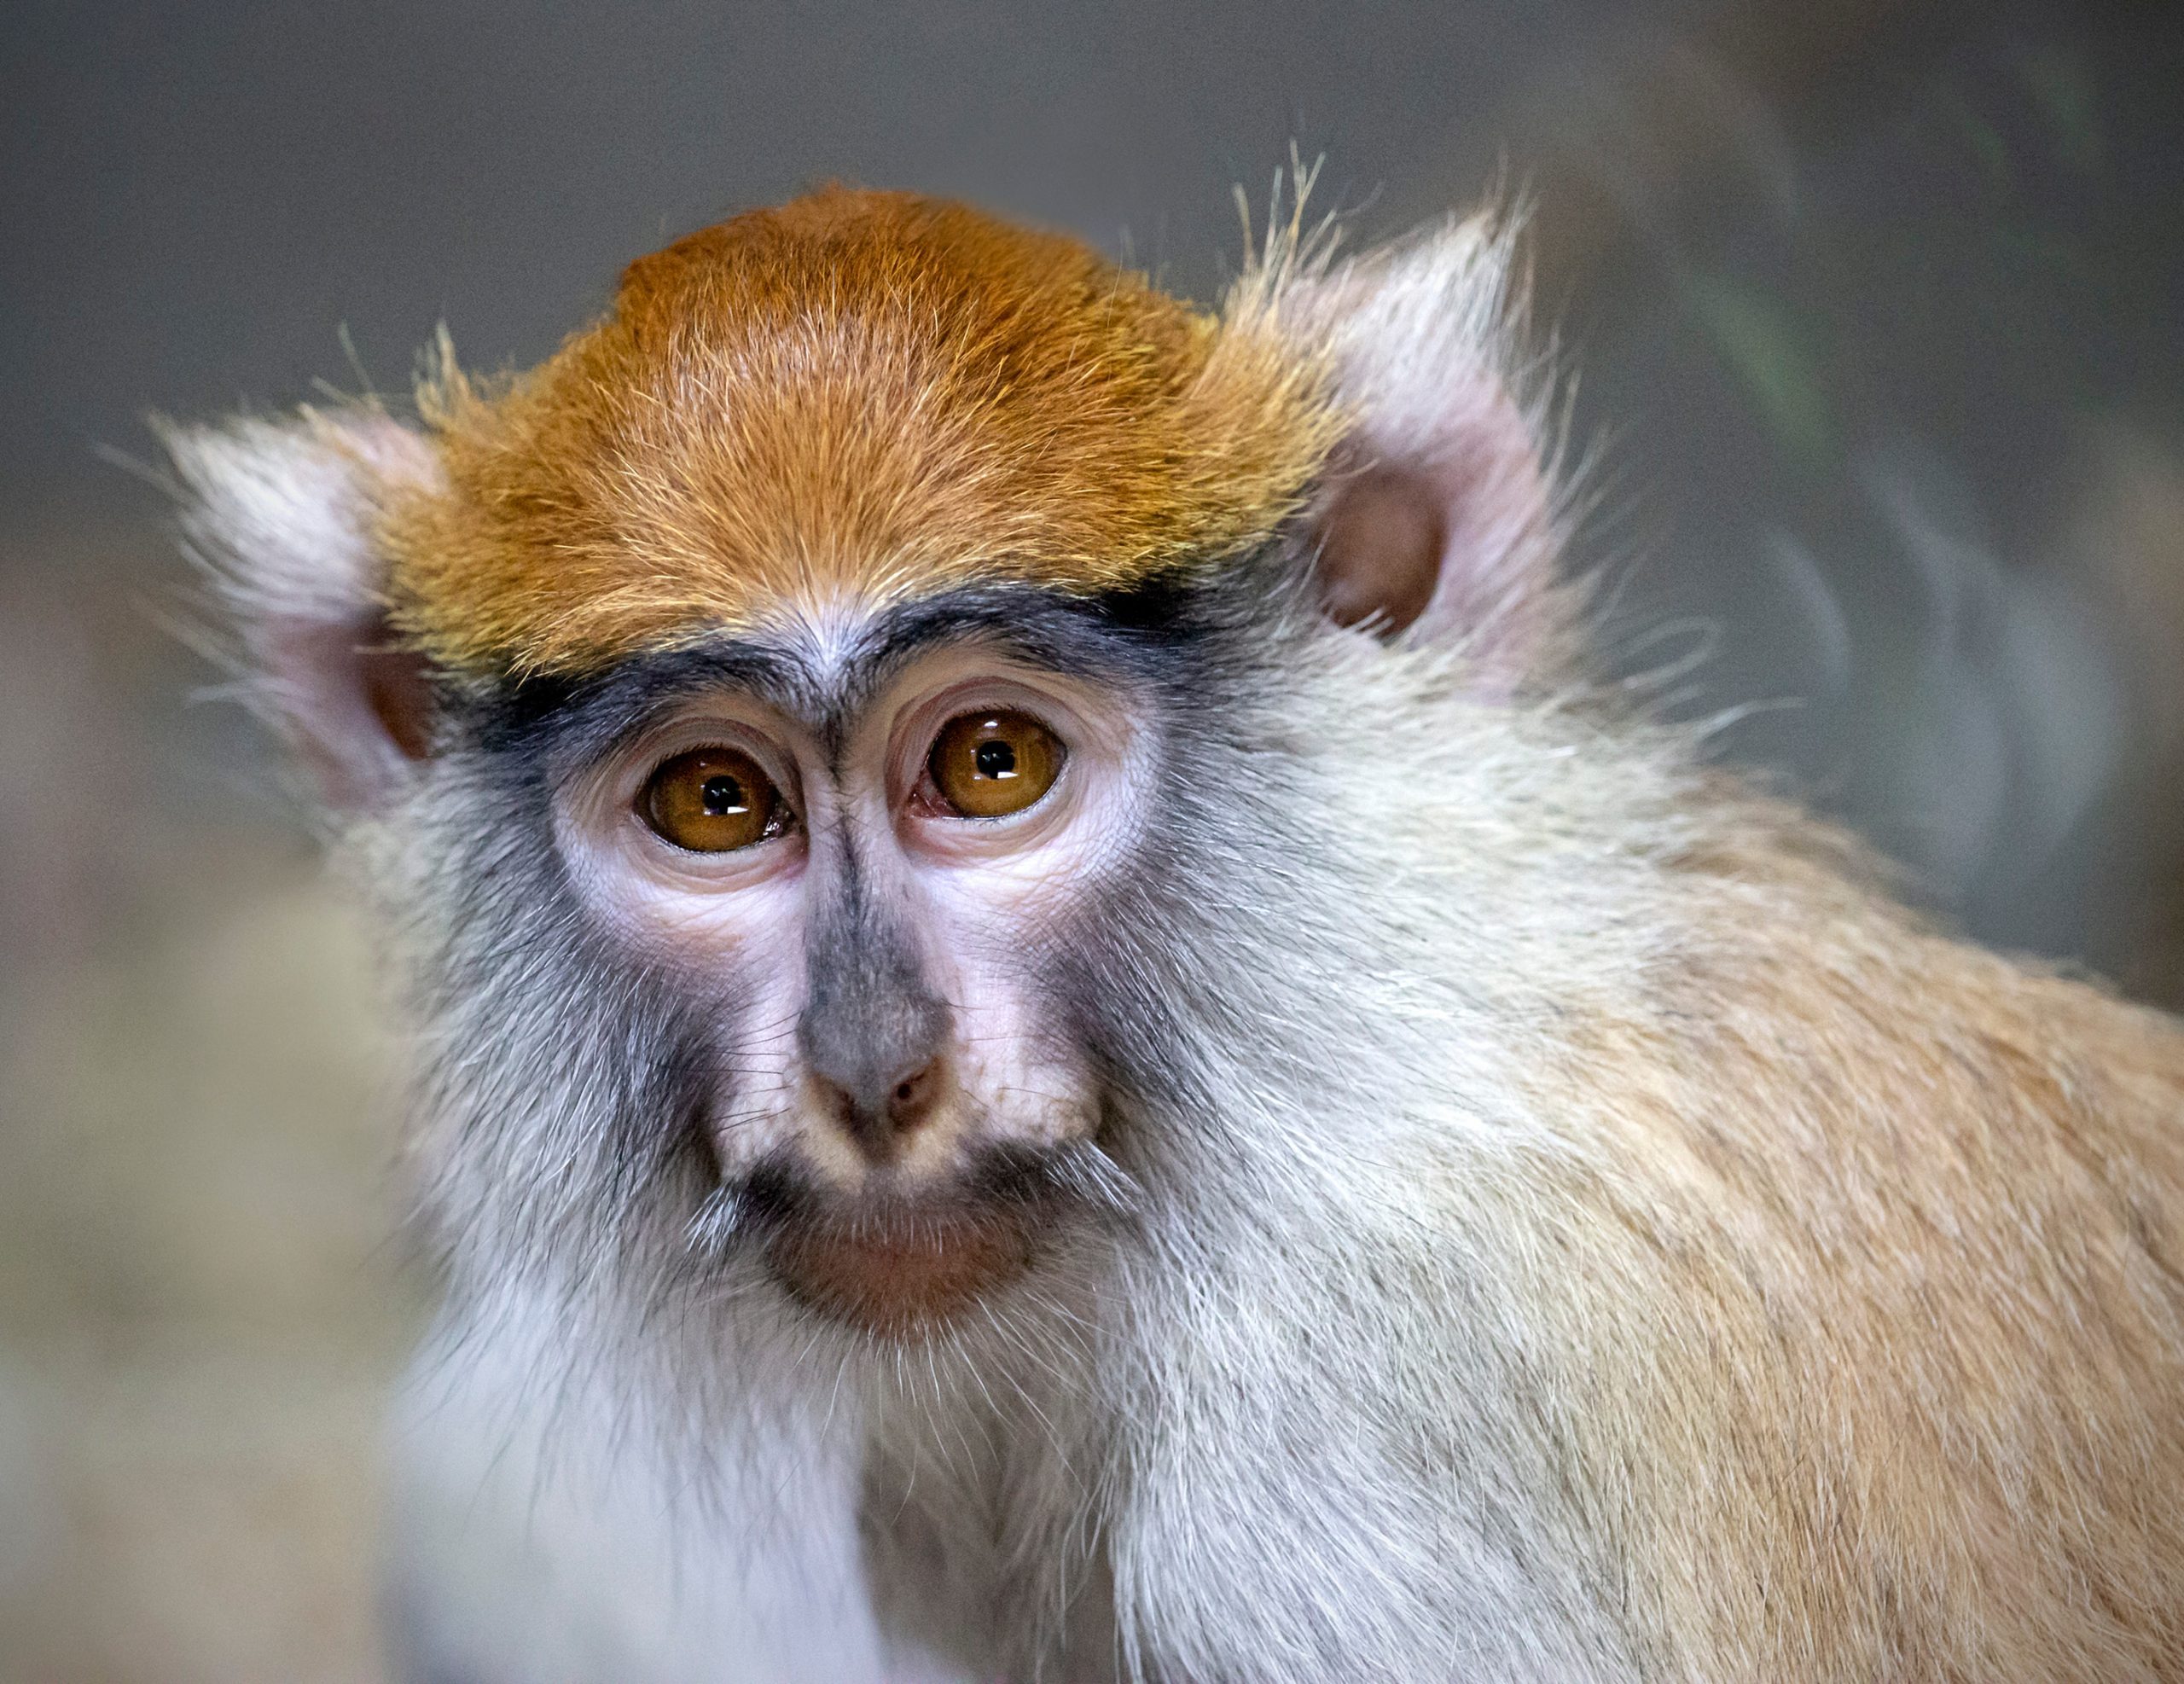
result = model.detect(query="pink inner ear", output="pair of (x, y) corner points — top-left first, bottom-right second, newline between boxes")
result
(361, 641), (437, 762)
(264, 613), (437, 809)
(1316, 467), (1447, 636)
(1310, 377), (1554, 682)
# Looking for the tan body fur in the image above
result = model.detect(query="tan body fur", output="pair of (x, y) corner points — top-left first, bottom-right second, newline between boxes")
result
(1550, 843), (2184, 1677)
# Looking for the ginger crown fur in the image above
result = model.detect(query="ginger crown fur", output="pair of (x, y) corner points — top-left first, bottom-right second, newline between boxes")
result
(382, 187), (1345, 677)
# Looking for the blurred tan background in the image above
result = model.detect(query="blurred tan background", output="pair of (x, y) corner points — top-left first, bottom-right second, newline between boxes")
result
(3, 3), (2181, 1679)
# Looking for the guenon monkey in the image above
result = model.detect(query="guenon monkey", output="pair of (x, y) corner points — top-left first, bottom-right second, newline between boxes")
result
(166, 188), (2184, 1682)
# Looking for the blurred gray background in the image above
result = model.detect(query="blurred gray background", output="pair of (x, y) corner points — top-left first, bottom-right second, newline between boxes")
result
(3, 3), (2181, 1677)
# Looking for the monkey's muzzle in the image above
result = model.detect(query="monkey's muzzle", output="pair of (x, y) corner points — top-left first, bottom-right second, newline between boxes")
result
(738, 1153), (1067, 1338)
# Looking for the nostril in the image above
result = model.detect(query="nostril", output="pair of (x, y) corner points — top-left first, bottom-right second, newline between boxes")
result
(808, 1056), (948, 1163)
(887, 1060), (944, 1134)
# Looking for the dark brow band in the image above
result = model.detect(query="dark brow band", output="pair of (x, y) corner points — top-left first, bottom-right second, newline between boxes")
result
(480, 573), (1222, 757)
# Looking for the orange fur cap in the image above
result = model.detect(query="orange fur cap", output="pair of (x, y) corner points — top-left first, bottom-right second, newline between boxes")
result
(381, 188), (1343, 677)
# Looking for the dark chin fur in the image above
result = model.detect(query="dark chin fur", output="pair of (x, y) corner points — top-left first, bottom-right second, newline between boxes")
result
(734, 1145), (1100, 1339)
(763, 1205), (1043, 1337)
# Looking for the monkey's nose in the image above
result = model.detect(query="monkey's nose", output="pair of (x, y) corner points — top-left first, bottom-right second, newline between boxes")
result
(813, 1054), (947, 1164)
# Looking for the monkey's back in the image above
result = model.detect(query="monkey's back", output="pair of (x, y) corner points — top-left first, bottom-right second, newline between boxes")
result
(1547, 857), (2184, 1681)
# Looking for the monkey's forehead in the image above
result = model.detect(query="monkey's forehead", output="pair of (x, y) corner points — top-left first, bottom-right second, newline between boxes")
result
(378, 188), (1342, 679)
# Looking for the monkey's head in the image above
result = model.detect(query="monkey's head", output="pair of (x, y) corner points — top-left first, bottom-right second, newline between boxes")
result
(168, 189), (1567, 1356)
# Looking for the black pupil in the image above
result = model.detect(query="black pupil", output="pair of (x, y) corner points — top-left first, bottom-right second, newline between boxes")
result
(974, 737), (1017, 780)
(700, 773), (746, 816)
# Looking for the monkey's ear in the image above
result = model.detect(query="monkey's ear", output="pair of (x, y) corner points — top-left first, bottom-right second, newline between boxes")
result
(163, 411), (443, 810)
(1275, 217), (1564, 681)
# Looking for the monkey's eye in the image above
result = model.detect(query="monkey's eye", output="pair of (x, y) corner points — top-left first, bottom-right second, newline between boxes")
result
(926, 710), (1064, 819)
(639, 746), (787, 853)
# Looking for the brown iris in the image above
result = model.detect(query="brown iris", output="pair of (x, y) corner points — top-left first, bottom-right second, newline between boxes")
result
(927, 711), (1063, 818)
(640, 746), (784, 852)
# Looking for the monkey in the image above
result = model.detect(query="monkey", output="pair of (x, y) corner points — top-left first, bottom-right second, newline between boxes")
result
(163, 186), (2184, 1682)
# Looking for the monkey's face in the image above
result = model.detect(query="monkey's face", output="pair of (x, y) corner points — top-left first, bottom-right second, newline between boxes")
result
(537, 601), (1167, 1336)
(174, 190), (1560, 1360)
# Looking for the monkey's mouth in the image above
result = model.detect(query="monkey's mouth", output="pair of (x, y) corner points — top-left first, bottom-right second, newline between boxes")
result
(763, 1206), (1037, 1337)
(737, 1151), (1067, 1338)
